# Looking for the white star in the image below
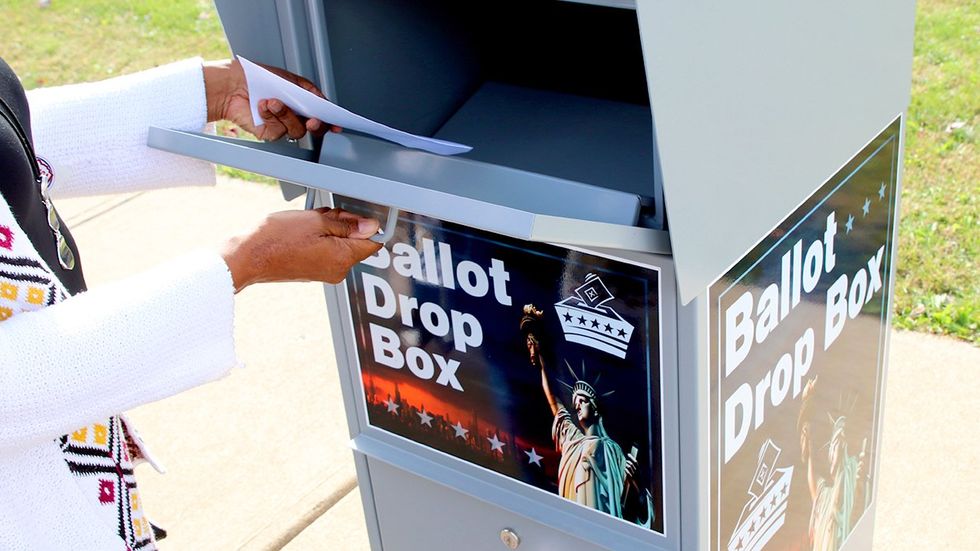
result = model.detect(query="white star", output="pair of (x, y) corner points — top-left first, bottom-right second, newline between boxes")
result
(452, 422), (469, 439)
(487, 433), (506, 453)
(385, 399), (400, 413)
(862, 198), (871, 217)
(845, 214), (855, 234)
(417, 409), (433, 427)
(878, 182), (886, 200)
(524, 447), (543, 466)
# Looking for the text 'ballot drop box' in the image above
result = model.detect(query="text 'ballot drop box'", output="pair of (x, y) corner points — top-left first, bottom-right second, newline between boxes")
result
(149, 1), (916, 549)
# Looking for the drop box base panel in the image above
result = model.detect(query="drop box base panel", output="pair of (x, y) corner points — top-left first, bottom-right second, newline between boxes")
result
(365, 457), (610, 551)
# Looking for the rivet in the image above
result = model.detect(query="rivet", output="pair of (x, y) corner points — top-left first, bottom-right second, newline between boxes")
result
(499, 528), (521, 549)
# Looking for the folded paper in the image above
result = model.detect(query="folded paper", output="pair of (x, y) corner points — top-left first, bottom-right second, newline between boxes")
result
(238, 56), (472, 156)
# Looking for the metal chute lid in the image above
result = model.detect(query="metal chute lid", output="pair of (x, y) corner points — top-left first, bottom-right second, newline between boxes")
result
(636, 0), (915, 304)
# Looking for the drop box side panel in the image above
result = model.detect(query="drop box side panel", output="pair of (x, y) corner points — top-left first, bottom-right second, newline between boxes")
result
(705, 119), (903, 551)
(636, 0), (916, 303)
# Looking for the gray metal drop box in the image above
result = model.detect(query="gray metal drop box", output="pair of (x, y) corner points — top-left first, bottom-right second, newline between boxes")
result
(150, 1), (916, 550)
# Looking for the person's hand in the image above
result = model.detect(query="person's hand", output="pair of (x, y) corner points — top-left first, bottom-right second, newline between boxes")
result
(202, 58), (341, 141)
(857, 437), (867, 479)
(221, 208), (381, 293)
(625, 454), (638, 481)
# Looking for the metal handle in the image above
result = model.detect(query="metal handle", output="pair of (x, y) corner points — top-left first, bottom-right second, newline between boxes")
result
(369, 206), (399, 244)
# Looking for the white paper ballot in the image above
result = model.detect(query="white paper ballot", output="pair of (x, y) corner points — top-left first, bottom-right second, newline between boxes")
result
(238, 56), (472, 156)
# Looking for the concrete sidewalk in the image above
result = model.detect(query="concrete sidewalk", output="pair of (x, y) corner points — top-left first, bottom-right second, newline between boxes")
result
(58, 177), (978, 550)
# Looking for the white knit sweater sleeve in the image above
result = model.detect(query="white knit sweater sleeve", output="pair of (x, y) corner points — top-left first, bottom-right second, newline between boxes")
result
(25, 58), (215, 199)
(0, 250), (239, 451)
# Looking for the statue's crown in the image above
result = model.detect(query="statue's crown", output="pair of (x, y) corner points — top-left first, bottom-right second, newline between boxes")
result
(572, 380), (597, 401)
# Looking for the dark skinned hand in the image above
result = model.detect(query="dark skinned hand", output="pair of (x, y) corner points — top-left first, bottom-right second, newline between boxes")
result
(222, 208), (382, 293)
(200, 60), (377, 291)
(202, 58), (342, 141)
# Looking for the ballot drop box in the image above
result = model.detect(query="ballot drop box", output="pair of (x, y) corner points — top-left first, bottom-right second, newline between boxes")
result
(149, 1), (917, 549)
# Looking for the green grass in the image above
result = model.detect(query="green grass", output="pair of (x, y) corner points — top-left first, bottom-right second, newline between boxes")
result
(1, 0), (228, 89)
(1, 0), (977, 343)
(895, 0), (979, 344)
(0, 0), (274, 184)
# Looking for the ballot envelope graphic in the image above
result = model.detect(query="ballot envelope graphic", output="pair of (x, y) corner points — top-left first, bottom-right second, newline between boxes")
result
(554, 274), (634, 358)
(727, 439), (794, 551)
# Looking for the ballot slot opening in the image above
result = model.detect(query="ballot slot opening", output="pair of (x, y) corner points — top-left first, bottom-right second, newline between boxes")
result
(320, 0), (662, 230)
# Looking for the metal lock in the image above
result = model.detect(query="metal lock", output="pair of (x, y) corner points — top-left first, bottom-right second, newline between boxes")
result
(499, 528), (521, 549)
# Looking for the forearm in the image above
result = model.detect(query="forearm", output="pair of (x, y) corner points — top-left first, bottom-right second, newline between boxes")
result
(26, 58), (214, 198)
(807, 458), (818, 501)
(0, 250), (238, 451)
(540, 366), (559, 416)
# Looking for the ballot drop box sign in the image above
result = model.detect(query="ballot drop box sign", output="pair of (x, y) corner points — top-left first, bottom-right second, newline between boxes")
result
(338, 198), (667, 534)
(708, 119), (901, 551)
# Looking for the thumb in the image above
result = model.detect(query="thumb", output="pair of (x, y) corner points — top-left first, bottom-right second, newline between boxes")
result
(318, 213), (382, 261)
(322, 209), (381, 239)
(349, 216), (381, 240)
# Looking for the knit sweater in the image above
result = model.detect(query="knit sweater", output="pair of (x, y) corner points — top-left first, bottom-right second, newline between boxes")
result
(0, 58), (240, 550)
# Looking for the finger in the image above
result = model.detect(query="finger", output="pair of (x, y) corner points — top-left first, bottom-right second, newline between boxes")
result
(266, 99), (307, 140)
(306, 118), (328, 139)
(353, 217), (381, 239)
(295, 77), (327, 99)
(320, 213), (380, 240)
(322, 225), (381, 276)
(345, 236), (384, 263)
(308, 119), (343, 137)
(329, 210), (381, 239)
(316, 213), (354, 237)
(307, 118), (342, 137)
(258, 99), (288, 141)
(259, 63), (326, 99)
